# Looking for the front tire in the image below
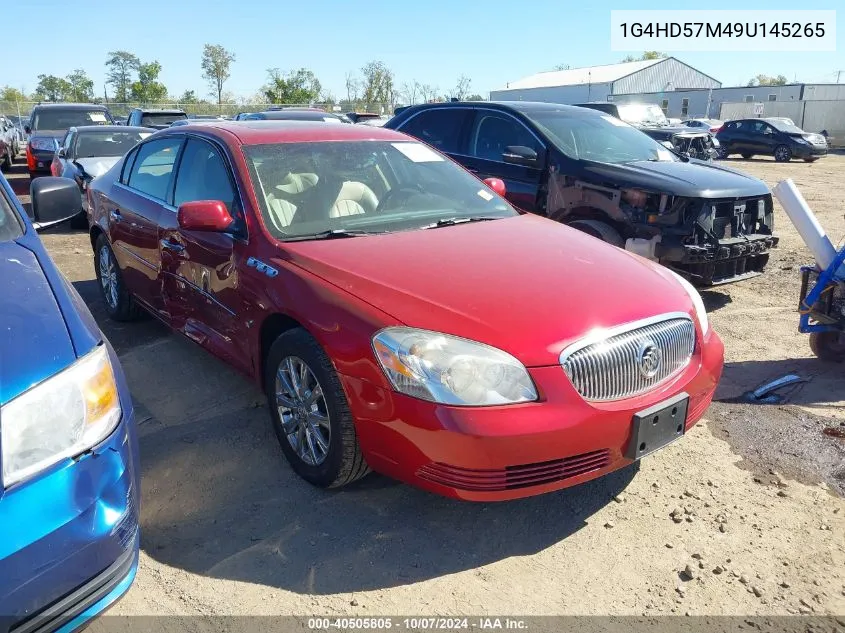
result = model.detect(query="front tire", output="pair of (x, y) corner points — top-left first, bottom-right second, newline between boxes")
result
(810, 331), (845, 362)
(741, 153), (754, 159)
(94, 235), (142, 321)
(568, 219), (625, 248)
(265, 328), (370, 488)
(0, 150), (10, 172)
(774, 145), (792, 162)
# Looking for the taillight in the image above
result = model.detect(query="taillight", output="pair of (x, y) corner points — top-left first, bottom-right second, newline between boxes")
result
(711, 126), (722, 133)
(25, 145), (36, 171)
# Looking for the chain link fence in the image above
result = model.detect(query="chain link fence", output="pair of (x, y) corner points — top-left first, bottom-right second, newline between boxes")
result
(1, 101), (397, 123)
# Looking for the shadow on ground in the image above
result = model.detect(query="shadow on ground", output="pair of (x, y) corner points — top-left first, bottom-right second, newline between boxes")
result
(69, 279), (638, 596)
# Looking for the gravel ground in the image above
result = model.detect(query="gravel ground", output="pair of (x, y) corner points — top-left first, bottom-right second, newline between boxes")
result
(5, 153), (844, 621)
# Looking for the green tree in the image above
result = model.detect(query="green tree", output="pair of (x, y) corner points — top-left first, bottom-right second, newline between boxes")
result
(178, 89), (199, 104)
(621, 51), (668, 62)
(466, 93), (485, 101)
(747, 74), (788, 87)
(130, 61), (168, 103)
(106, 50), (141, 102)
(66, 69), (94, 102)
(263, 68), (322, 104)
(0, 86), (27, 103)
(361, 61), (394, 107)
(34, 74), (72, 101)
(201, 44), (236, 106)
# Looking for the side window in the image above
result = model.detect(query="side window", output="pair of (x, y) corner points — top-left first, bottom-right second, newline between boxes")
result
(120, 147), (139, 184)
(470, 114), (542, 163)
(398, 109), (467, 154)
(173, 139), (237, 212)
(126, 137), (182, 201)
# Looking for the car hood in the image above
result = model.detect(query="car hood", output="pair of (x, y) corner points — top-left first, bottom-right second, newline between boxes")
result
(281, 214), (692, 367)
(582, 158), (770, 198)
(0, 241), (76, 405)
(74, 156), (121, 179)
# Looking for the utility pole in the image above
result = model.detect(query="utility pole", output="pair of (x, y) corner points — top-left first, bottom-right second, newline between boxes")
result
(836, 70), (844, 84)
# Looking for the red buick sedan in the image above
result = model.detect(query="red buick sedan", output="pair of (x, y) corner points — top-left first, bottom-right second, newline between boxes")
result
(77, 121), (723, 501)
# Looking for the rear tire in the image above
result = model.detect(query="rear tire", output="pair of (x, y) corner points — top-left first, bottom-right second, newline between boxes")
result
(741, 153), (753, 159)
(0, 150), (10, 172)
(774, 145), (792, 162)
(718, 146), (730, 159)
(568, 219), (625, 248)
(265, 328), (370, 489)
(809, 331), (845, 362)
(94, 234), (142, 321)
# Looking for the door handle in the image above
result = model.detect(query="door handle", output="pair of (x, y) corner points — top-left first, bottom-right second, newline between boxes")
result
(160, 238), (185, 253)
(110, 209), (122, 222)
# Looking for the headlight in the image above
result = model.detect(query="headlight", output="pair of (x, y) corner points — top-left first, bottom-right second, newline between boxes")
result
(29, 138), (57, 151)
(794, 137), (810, 145)
(1, 346), (121, 487)
(668, 271), (709, 335)
(372, 327), (538, 406)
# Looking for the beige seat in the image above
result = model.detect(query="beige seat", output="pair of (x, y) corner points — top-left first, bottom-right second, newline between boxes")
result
(276, 172), (318, 196)
(330, 181), (379, 218)
(265, 194), (297, 231)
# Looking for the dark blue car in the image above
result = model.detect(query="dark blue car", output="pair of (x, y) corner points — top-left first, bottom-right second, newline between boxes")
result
(0, 174), (140, 631)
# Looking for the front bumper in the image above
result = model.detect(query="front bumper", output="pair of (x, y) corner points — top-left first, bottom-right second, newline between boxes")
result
(343, 330), (723, 501)
(664, 233), (780, 286)
(0, 408), (140, 633)
(794, 144), (828, 159)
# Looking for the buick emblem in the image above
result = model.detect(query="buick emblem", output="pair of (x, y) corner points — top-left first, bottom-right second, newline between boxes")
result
(637, 339), (662, 379)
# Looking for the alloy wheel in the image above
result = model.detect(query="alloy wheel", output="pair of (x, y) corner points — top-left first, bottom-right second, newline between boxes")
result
(98, 245), (118, 310)
(275, 356), (331, 466)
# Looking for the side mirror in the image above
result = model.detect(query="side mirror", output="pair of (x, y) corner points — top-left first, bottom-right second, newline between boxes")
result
(502, 145), (538, 166)
(30, 177), (83, 231)
(24, 124), (31, 134)
(483, 177), (507, 198)
(177, 200), (233, 232)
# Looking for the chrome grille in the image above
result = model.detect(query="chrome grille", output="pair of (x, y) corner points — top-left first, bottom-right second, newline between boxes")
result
(561, 315), (696, 402)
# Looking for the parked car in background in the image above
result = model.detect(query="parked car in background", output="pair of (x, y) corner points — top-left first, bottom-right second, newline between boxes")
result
(237, 109), (348, 123)
(387, 101), (777, 286)
(84, 120), (722, 500)
(357, 116), (390, 127)
(344, 112), (383, 123)
(25, 103), (114, 179)
(0, 116), (17, 172)
(126, 108), (188, 129)
(716, 118), (828, 162)
(51, 125), (154, 228)
(683, 118), (724, 133)
(764, 117), (795, 127)
(0, 172), (140, 631)
(575, 102), (719, 161)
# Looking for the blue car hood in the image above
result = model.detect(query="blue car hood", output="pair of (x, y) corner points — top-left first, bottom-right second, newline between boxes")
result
(0, 241), (76, 405)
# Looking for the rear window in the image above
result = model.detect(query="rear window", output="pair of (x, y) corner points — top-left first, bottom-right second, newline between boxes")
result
(141, 113), (188, 127)
(32, 109), (112, 131)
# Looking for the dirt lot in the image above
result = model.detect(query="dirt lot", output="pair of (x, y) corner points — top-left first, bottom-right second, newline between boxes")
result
(5, 154), (845, 621)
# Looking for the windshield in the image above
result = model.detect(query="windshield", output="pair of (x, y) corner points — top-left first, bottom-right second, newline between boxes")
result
(33, 109), (112, 131)
(528, 111), (677, 164)
(74, 130), (152, 158)
(141, 113), (187, 127)
(617, 104), (668, 126)
(243, 141), (515, 239)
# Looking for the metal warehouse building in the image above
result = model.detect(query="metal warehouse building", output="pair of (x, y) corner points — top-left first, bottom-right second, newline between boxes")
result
(489, 57), (722, 104)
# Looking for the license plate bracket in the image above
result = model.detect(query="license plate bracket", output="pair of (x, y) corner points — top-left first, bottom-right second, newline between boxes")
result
(626, 392), (689, 460)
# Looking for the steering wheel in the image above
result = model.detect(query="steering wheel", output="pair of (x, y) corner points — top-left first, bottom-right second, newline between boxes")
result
(376, 184), (425, 212)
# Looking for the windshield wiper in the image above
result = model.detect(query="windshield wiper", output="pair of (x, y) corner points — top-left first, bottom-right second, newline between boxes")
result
(418, 216), (500, 230)
(283, 228), (380, 241)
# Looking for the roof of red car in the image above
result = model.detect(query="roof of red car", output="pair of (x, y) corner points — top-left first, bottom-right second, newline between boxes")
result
(173, 120), (409, 145)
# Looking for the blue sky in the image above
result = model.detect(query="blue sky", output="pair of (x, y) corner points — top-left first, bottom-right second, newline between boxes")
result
(5, 0), (843, 101)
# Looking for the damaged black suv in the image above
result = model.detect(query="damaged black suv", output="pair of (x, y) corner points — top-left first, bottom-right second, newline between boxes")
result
(385, 101), (778, 286)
